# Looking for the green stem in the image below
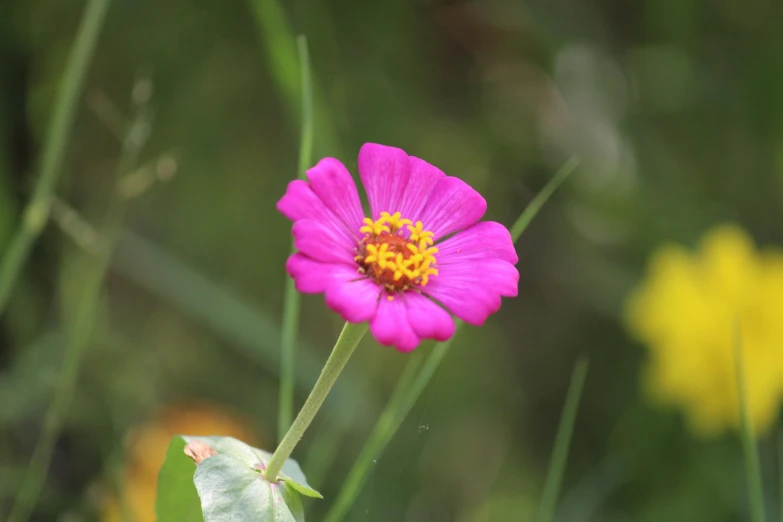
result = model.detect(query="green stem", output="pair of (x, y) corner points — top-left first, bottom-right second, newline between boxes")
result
(265, 322), (368, 482)
(0, 0), (111, 316)
(7, 88), (150, 522)
(734, 320), (766, 522)
(778, 428), (783, 522)
(278, 281), (299, 441)
(278, 34), (314, 443)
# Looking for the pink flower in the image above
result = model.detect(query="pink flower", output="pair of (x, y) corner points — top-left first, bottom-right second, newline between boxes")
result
(277, 143), (519, 351)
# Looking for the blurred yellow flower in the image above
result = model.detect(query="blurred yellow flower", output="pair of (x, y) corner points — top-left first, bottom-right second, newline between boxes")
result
(625, 224), (783, 436)
(101, 402), (260, 522)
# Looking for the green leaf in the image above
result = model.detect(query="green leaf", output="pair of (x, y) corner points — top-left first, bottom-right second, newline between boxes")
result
(194, 453), (304, 522)
(159, 436), (319, 521)
(186, 435), (262, 464)
(156, 436), (205, 522)
(277, 454), (322, 499)
(186, 436), (322, 499)
(156, 436), (318, 521)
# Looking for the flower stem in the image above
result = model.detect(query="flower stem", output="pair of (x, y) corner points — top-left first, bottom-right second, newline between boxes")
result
(265, 321), (367, 482)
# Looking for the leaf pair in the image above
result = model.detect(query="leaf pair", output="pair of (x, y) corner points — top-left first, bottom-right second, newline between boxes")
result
(156, 435), (321, 522)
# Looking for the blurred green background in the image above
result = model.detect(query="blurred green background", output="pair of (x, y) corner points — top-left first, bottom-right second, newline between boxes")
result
(2, 0), (783, 521)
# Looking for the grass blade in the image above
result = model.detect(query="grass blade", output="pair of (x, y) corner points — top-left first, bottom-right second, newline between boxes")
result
(778, 428), (783, 522)
(537, 356), (590, 522)
(278, 35), (314, 442)
(734, 321), (766, 522)
(247, 0), (298, 115)
(7, 81), (151, 522)
(510, 156), (580, 240)
(323, 156), (580, 522)
(322, 353), (424, 522)
(246, 0), (340, 157)
(295, 36), (314, 181)
(777, 428), (783, 522)
(0, 0), (111, 316)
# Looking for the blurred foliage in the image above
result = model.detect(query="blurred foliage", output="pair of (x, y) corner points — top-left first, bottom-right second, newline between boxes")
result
(102, 403), (259, 522)
(2, 0), (783, 521)
(627, 224), (783, 437)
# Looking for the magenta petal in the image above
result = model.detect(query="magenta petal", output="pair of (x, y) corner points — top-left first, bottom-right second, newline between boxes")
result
(423, 259), (518, 325)
(398, 157), (446, 223)
(326, 278), (381, 323)
(435, 259), (519, 298)
(292, 219), (356, 265)
(358, 143), (411, 219)
(287, 253), (379, 321)
(307, 158), (365, 236)
(370, 297), (421, 351)
(277, 180), (317, 222)
(286, 254), (344, 293)
(436, 222), (518, 265)
(277, 180), (355, 244)
(417, 176), (487, 240)
(404, 292), (455, 342)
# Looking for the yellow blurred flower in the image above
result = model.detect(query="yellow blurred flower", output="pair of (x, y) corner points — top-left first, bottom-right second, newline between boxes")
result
(625, 224), (783, 436)
(101, 402), (261, 522)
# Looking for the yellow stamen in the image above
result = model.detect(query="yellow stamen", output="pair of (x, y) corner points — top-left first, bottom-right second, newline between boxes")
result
(360, 217), (390, 236)
(355, 211), (439, 292)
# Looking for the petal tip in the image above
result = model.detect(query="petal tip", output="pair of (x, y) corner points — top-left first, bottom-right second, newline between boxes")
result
(276, 180), (311, 221)
(394, 341), (420, 353)
(359, 142), (408, 157)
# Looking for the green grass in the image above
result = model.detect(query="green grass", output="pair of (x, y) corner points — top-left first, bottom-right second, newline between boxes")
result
(778, 428), (783, 522)
(0, 0), (111, 316)
(537, 356), (590, 522)
(278, 34), (315, 443)
(8, 81), (151, 522)
(247, 0), (341, 157)
(112, 230), (376, 425)
(734, 320), (766, 522)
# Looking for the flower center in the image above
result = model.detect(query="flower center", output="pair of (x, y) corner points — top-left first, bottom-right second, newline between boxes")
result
(355, 211), (439, 295)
